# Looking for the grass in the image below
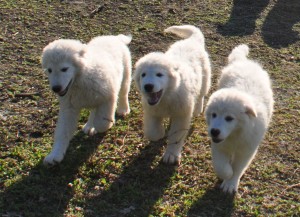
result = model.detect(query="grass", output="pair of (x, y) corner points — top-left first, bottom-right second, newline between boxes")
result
(0, 0), (299, 216)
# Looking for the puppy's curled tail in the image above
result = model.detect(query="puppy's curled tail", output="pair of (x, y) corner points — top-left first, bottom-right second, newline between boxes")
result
(164, 25), (204, 43)
(117, 34), (132, 45)
(228, 44), (249, 63)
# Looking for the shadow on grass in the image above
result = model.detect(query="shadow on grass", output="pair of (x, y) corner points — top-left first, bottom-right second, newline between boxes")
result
(1, 131), (105, 216)
(218, 0), (300, 48)
(217, 0), (270, 36)
(262, 0), (300, 48)
(188, 183), (235, 217)
(1, 117), (176, 216)
(83, 139), (176, 216)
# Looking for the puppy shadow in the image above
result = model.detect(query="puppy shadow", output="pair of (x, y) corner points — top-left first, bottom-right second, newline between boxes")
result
(188, 182), (235, 217)
(217, 0), (270, 36)
(1, 131), (104, 216)
(83, 140), (176, 216)
(262, 0), (300, 48)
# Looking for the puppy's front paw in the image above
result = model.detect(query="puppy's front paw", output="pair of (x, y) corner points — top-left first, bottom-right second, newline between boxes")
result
(116, 107), (130, 117)
(82, 123), (97, 136)
(43, 151), (64, 166)
(162, 151), (181, 165)
(220, 179), (239, 194)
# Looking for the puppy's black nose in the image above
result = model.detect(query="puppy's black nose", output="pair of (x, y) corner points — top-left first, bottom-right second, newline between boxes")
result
(144, 84), (154, 93)
(52, 85), (62, 93)
(211, 128), (220, 137)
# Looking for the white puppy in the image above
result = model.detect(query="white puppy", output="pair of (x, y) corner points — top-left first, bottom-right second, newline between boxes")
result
(205, 44), (274, 193)
(42, 34), (132, 166)
(134, 25), (211, 164)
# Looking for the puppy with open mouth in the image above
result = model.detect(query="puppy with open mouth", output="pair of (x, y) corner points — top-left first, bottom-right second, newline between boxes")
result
(134, 25), (211, 165)
(42, 34), (132, 166)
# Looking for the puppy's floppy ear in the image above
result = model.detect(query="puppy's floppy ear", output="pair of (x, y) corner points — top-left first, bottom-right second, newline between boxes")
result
(169, 61), (179, 76)
(76, 44), (87, 57)
(204, 108), (210, 124)
(168, 62), (180, 89)
(78, 48), (86, 57)
(245, 104), (257, 117)
(133, 64), (142, 92)
(242, 95), (257, 118)
(73, 44), (87, 67)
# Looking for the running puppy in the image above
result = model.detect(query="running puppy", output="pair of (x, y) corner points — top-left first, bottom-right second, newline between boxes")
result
(42, 34), (132, 166)
(205, 44), (274, 193)
(134, 25), (211, 164)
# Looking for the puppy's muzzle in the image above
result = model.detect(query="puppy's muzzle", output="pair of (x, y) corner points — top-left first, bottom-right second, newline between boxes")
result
(143, 84), (163, 106)
(210, 128), (223, 143)
(144, 84), (154, 93)
(52, 85), (62, 93)
(51, 79), (73, 97)
(211, 128), (220, 137)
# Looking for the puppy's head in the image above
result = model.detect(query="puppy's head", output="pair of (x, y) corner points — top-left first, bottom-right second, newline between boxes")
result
(41, 39), (86, 97)
(134, 52), (179, 106)
(205, 89), (257, 144)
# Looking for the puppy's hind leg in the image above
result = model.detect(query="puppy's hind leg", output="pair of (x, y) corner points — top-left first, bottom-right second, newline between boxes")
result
(193, 96), (204, 116)
(195, 52), (211, 116)
(93, 98), (117, 133)
(143, 113), (165, 141)
(117, 56), (131, 116)
(82, 109), (97, 136)
(44, 107), (80, 166)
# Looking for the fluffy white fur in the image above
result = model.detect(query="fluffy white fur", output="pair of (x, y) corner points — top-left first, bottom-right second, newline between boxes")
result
(42, 34), (132, 166)
(134, 25), (211, 164)
(205, 44), (274, 193)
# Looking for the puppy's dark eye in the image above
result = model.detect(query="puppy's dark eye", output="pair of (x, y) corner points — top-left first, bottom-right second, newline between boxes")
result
(48, 68), (52, 73)
(156, 73), (163, 77)
(212, 113), (217, 118)
(225, 116), (234, 122)
(61, 67), (69, 72)
(141, 73), (146, 78)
